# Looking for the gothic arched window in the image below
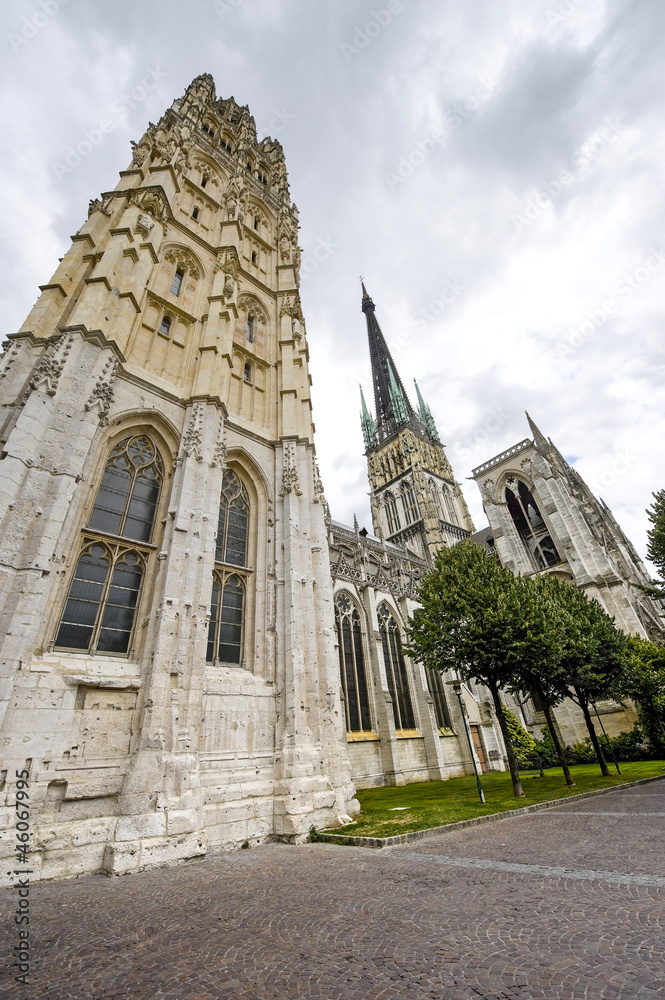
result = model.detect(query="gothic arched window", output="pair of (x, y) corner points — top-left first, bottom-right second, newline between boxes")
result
(429, 479), (443, 519)
(442, 484), (458, 525)
(505, 479), (561, 570)
(377, 603), (416, 732)
(384, 492), (401, 534)
(170, 269), (184, 296)
(55, 435), (164, 655)
(335, 593), (372, 735)
(426, 667), (453, 732)
(206, 573), (245, 665)
(88, 435), (163, 543)
(208, 470), (250, 666)
(401, 482), (418, 524)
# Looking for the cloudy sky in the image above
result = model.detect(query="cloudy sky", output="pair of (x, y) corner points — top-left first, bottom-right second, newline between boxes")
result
(1, 0), (663, 564)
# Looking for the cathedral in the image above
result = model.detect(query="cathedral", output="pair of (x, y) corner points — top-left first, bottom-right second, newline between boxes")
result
(0, 76), (660, 884)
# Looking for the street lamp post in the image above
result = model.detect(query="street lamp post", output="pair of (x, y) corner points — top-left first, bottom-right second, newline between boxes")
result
(592, 700), (621, 774)
(449, 679), (485, 805)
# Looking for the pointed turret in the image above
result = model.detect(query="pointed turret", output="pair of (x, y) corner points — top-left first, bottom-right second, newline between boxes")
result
(526, 412), (551, 454)
(414, 379), (441, 444)
(359, 386), (378, 452)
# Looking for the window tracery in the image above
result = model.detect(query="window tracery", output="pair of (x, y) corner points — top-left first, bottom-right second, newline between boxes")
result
(207, 470), (251, 666)
(55, 435), (164, 655)
(505, 479), (561, 570)
(401, 481), (418, 524)
(442, 484), (458, 525)
(384, 492), (401, 534)
(335, 593), (372, 735)
(377, 603), (416, 732)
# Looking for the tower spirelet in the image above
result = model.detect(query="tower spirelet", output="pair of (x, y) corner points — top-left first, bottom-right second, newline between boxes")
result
(414, 379), (441, 443)
(359, 386), (378, 452)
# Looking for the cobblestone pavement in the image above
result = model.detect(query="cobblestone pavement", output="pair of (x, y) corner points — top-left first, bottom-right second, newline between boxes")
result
(1, 781), (664, 999)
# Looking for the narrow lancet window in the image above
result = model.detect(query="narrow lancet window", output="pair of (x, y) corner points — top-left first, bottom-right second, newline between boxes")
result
(378, 603), (416, 732)
(335, 593), (372, 734)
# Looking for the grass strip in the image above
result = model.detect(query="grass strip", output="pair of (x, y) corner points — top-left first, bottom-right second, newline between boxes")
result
(323, 760), (665, 839)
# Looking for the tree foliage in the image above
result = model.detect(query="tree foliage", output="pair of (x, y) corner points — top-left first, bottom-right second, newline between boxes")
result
(645, 489), (665, 598)
(620, 637), (665, 755)
(405, 541), (640, 794)
(405, 542), (558, 797)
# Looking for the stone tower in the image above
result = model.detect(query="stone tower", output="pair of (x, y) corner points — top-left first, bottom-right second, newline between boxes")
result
(359, 284), (474, 561)
(471, 414), (664, 641)
(0, 74), (357, 884)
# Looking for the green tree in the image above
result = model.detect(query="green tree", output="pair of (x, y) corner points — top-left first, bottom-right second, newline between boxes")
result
(621, 637), (665, 755)
(405, 542), (548, 799)
(536, 577), (632, 778)
(500, 705), (540, 769)
(511, 574), (577, 787)
(644, 489), (665, 598)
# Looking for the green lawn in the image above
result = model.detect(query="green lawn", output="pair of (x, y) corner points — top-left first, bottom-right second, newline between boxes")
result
(325, 761), (665, 839)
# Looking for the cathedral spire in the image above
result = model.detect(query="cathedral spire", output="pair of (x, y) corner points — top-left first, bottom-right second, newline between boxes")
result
(361, 284), (417, 443)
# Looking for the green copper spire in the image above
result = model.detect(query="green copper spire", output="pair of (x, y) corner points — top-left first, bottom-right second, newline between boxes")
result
(387, 360), (409, 428)
(360, 386), (378, 451)
(414, 379), (441, 443)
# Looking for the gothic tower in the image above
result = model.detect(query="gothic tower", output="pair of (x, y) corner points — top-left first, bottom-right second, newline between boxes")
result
(0, 74), (357, 884)
(359, 284), (474, 561)
(471, 414), (664, 642)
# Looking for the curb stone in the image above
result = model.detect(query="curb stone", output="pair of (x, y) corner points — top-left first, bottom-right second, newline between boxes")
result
(316, 773), (665, 849)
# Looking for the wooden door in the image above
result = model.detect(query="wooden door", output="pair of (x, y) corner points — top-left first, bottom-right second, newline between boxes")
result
(469, 724), (488, 772)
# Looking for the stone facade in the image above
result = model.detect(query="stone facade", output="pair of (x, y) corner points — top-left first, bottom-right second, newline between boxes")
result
(0, 75), (358, 886)
(2, 75), (659, 887)
(328, 519), (506, 788)
(470, 414), (664, 745)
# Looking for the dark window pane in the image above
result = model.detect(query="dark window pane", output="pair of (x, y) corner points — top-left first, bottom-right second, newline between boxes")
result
(97, 628), (132, 654)
(352, 614), (372, 731)
(215, 500), (227, 563)
(69, 577), (105, 602)
(342, 617), (359, 732)
(54, 622), (94, 649)
(99, 604), (136, 630)
(170, 270), (184, 296)
(89, 466), (132, 534)
(61, 599), (99, 627)
(217, 577), (244, 664)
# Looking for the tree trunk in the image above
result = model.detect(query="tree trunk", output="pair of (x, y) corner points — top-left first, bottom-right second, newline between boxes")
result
(488, 680), (525, 798)
(574, 684), (610, 777)
(540, 692), (575, 786)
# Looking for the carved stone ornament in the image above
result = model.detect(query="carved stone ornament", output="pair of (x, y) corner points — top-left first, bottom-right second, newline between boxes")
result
(84, 358), (118, 426)
(180, 402), (205, 463)
(127, 188), (169, 234)
(482, 478), (496, 503)
(214, 246), (239, 277)
(163, 246), (201, 280)
(135, 212), (155, 238)
(88, 195), (113, 218)
(312, 460), (325, 504)
(279, 235), (292, 262)
(28, 334), (73, 397)
(279, 441), (302, 497)
(210, 414), (227, 469)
